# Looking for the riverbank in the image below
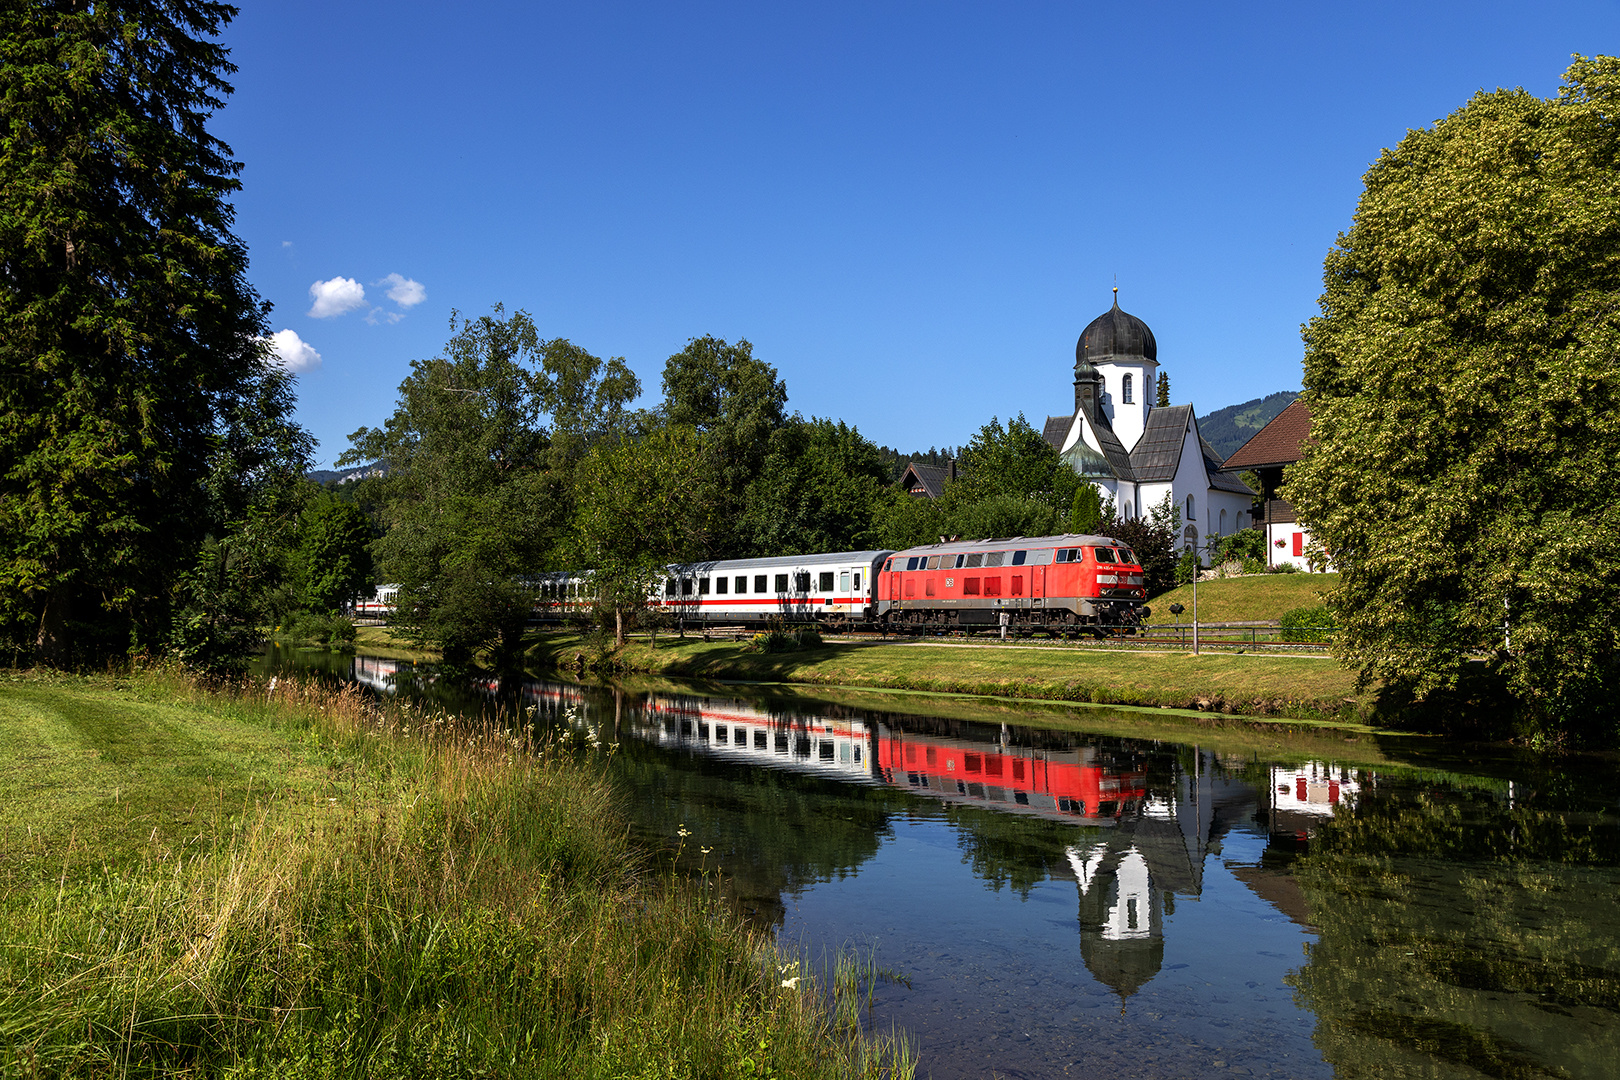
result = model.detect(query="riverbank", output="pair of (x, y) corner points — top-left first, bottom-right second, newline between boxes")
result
(526, 632), (1370, 722)
(0, 668), (913, 1078)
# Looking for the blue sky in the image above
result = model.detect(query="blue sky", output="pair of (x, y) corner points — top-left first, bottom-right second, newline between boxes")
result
(215, 1), (1620, 467)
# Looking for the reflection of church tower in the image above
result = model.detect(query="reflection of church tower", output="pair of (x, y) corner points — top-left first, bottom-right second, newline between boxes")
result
(1070, 841), (1166, 1000)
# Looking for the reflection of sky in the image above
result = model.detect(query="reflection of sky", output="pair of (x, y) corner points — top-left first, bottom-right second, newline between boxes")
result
(785, 816), (1328, 1080)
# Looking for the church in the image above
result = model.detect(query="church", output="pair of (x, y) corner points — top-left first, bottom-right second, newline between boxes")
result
(1043, 291), (1253, 553)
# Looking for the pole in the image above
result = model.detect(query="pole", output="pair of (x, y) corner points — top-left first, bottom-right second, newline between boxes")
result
(1192, 559), (1199, 656)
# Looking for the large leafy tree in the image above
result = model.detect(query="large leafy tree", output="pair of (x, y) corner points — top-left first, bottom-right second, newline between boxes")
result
(738, 418), (889, 556)
(346, 307), (637, 668)
(572, 425), (715, 645)
(658, 335), (787, 556)
(0, 1), (307, 666)
(1287, 55), (1620, 739)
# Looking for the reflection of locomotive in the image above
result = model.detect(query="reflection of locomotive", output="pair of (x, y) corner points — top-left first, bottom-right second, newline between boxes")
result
(360, 531), (1150, 636)
(873, 726), (1148, 823)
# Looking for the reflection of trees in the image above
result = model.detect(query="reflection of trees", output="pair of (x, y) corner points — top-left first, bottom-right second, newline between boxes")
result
(1288, 784), (1620, 1078)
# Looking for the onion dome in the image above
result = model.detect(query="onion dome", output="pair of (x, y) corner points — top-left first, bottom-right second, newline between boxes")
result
(1077, 289), (1157, 368)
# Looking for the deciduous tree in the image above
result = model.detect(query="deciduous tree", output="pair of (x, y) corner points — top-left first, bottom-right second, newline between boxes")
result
(1287, 55), (1620, 741)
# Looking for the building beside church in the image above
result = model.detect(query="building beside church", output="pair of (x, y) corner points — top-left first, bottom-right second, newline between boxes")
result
(1043, 292), (1253, 553)
(1220, 397), (1325, 570)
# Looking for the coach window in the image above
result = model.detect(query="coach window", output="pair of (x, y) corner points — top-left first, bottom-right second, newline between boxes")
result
(663, 579), (676, 597)
(681, 578), (694, 596)
(1012, 550), (1028, 566)
(853, 571), (861, 591)
(698, 577), (710, 595)
(795, 571), (811, 593)
(755, 574), (768, 593)
(819, 572), (834, 592)
(716, 577), (728, 594)
(735, 575), (748, 593)
(774, 573), (788, 593)
(839, 571), (850, 592)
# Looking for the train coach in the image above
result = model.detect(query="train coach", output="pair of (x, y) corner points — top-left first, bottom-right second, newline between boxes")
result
(655, 550), (891, 628)
(876, 533), (1150, 635)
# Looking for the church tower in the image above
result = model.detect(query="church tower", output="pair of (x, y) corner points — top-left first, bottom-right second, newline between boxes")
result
(1076, 289), (1158, 451)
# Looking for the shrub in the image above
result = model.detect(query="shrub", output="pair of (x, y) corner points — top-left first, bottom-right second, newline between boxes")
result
(1279, 604), (1335, 642)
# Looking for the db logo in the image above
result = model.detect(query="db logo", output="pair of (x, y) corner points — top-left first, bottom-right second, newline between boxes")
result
(945, 577), (954, 587)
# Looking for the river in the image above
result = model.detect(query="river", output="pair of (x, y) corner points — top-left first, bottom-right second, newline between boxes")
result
(260, 646), (1620, 1080)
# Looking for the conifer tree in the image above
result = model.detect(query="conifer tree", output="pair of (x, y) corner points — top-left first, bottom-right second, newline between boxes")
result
(1155, 371), (1171, 407)
(0, 1), (308, 665)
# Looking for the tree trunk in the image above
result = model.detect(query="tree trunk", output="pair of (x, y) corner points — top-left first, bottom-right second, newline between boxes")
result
(615, 607), (625, 647)
(35, 590), (71, 668)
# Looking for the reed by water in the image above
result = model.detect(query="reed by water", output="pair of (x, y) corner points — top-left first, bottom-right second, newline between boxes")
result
(0, 669), (913, 1078)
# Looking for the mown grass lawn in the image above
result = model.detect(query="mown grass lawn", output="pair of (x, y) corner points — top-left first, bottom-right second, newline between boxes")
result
(0, 670), (913, 1079)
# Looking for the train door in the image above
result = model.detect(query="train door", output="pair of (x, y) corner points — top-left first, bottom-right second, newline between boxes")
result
(1032, 565), (1045, 600)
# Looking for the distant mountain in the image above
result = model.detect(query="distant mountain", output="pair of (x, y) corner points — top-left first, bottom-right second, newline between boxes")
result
(307, 461), (387, 486)
(1197, 392), (1300, 461)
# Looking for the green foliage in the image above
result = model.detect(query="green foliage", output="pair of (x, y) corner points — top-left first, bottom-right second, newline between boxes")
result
(1103, 493), (1181, 597)
(744, 626), (823, 653)
(1174, 547), (1201, 586)
(0, 1), (310, 667)
(1216, 528), (1266, 564)
(1278, 604), (1336, 643)
(945, 414), (1081, 513)
(1155, 371), (1170, 408)
(572, 424), (716, 644)
(1286, 55), (1620, 741)
(658, 335), (788, 555)
(345, 307), (560, 669)
(1066, 485), (1104, 535)
(739, 418), (889, 556)
(296, 489), (375, 615)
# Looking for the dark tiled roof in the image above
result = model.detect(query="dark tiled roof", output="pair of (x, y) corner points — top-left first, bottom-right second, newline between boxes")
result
(899, 461), (950, 498)
(1129, 404), (1194, 482)
(1198, 432), (1253, 494)
(1094, 422), (1136, 482)
(1041, 415), (1070, 450)
(1221, 398), (1313, 470)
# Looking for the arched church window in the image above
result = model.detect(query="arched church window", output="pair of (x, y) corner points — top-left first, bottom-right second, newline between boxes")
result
(1220, 509), (1227, 535)
(1122, 374), (1133, 404)
(1185, 494), (1195, 522)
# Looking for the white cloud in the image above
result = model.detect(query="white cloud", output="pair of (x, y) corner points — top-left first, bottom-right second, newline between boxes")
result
(264, 328), (322, 373)
(307, 276), (366, 318)
(380, 273), (426, 309)
(364, 307), (405, 326)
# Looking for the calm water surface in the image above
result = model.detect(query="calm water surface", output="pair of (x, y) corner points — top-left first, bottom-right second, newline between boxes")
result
(262, 648), (1620, 1080)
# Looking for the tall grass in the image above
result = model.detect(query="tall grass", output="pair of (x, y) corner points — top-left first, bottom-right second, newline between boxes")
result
(0, 671), (913, 1078)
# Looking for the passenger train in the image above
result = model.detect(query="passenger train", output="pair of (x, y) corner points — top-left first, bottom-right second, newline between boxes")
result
(357, 532), (1151, 636)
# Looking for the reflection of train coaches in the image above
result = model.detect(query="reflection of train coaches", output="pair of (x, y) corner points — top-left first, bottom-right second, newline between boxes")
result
(877, 534), (1149, 633)
(657, 551), (890, 626)
(874, 725), (1147, 823)
(640, 697), (874, 781)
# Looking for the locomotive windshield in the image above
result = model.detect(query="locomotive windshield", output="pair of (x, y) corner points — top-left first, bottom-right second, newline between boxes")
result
(1092, 547), (1117, 563)
(1118, 547), (1137, 564)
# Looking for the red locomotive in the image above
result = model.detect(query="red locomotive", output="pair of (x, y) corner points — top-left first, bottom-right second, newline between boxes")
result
(876, 533), (1149, 635)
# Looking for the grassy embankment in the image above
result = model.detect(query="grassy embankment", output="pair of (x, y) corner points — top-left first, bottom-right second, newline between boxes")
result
(529, 634), (1369, 723)
(0, 669), (913, 1078)
(1143, 572), (1340, 625)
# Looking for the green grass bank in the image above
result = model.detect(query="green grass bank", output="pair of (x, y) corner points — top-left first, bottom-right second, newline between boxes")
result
(528, 633), (1369, 723)
(1143, 573), (1340, 625)
(0, 669), (913, 1079)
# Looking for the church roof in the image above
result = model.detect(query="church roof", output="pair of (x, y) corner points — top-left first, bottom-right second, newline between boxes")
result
(1129, 405), (1194, 481)
(1221, 398), (1313, 470)
(1040, 415), (1069, 450)
(1078, 293), (1158, 367)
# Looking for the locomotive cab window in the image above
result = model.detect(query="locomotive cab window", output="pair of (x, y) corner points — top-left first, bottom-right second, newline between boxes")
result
(906, 557), (921, 571)
(774, 573), (788, 593)
(754, 574), (768, 593)
(819, 572), (834, 592)
(1118, 548), (1137, 564)
(1012, 550), (1028, 566)
(1093, 547), (1117, 563)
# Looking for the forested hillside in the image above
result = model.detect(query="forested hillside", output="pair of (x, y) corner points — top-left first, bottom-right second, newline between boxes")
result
(1198, 391), (1299, 459)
